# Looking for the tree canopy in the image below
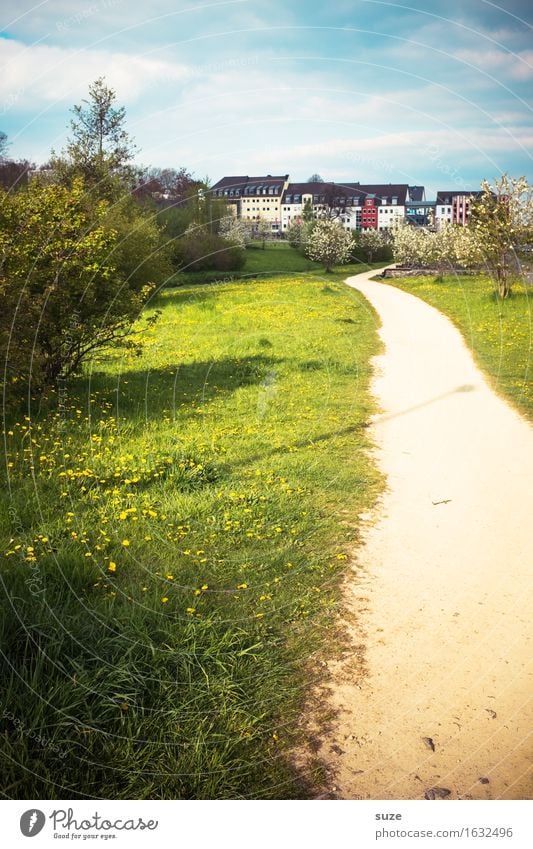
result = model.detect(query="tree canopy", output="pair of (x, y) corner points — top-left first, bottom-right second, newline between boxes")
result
(305, 219), (353, 271)
(0, 176), (170, 399)
(466, 175), (533, 297)
(0, 131), (8, 158)
(52, 77), (137, 196)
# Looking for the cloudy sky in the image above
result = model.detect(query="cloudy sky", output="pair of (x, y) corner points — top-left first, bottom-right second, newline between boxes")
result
(1, 0), (532, 195)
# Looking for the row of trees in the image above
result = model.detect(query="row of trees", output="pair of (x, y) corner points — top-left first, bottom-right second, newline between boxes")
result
(287, 174), (532, 294)
(288, 217), (392, 271)
(391, 175), (532, 298)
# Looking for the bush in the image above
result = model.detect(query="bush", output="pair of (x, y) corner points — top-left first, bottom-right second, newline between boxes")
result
(173, 232), (246, 272)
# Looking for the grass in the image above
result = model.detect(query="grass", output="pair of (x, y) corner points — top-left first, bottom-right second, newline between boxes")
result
(169, 239), (386, 286)
(382, 274), (532, 420)
(1, 273), (383, 799)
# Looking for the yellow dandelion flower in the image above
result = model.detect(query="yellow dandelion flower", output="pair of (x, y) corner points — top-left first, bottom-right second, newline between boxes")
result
(108, 562), (117, 572)
(122, 539), (130, 547)
(161, 597), (169, 604)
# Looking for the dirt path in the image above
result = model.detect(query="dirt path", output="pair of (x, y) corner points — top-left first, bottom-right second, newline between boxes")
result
(311, 271), (533, 800)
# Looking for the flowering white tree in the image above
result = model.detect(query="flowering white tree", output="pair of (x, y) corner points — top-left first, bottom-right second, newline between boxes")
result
(305, 219), (353, 271)
(460, 175), (533, 298)
(392, 221), (435, 266)
(219, 215), (251, 249)
(392, 221), (478, 273)
(287, 218), (310, 249)
(356, 229), (389, 263)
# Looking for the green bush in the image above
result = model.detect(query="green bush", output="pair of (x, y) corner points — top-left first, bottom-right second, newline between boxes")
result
(173, 232), (246, 272)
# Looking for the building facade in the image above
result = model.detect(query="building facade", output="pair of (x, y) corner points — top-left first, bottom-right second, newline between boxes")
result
(435, 191), (482, 228)
(211, 176), (481, 233)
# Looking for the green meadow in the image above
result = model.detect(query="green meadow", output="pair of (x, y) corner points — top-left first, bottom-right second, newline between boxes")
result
(1, 273), (383, 799)
(385, 274), (532, 421)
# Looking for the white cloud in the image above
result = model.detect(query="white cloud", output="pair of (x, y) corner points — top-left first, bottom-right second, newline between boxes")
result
(454, 47), (533, 81)
(0, 37), (191, 109)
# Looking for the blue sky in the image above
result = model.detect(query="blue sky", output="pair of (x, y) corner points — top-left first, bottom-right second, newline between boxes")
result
(1, 0), (532, 196)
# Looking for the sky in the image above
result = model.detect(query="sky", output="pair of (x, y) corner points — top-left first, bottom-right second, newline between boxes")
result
(0, 0), (532, 197)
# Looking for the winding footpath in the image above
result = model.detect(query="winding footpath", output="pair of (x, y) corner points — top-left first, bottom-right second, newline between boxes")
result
(313, 270), (533, 800)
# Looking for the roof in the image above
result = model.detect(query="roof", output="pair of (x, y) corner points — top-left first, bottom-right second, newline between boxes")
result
(344, 184), (409, 204)
(436, 190), (483, 204)
(211, 174), (289, 197)
(211, 176), (249, 191)
(211, 176), (414, 206)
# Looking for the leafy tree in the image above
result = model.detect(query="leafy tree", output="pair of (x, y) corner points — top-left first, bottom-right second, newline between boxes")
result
(0, 158), (33, 191)
(465, 175), (533, 298)
(51, 77), (137, 196)
(302, 198), (314, 224)
(0, 178), (167, 395)
(254, 215), (271, 249)
(133, 166), (200, 204)
(356, 229), (390, 263)
(0, 131), (8, 158)
(173, 227), (245, 272)
(307, 173), (324, 182)
(305, 219), (352, 271)
(287, 218), (310, 250)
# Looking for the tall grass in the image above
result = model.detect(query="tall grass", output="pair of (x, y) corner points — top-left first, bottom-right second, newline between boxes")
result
(1, 274), (382, 798)
(383, 274), (532, 420)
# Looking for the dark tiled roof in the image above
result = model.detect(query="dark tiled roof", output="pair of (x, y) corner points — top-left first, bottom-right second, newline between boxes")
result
(436, 190), (483, 204)
(343, 184), (409, 204)
(248, 175), (288, 183)
(212, 177), (414, 206)
(211, 176), (249, 191)
(211, 175), (289, 197)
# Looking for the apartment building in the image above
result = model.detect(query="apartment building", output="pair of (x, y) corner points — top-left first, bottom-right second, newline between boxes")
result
(279, 182), (412, 231)
(435, 190), (483, 228)
(210, 175), (289, 231)
(211, 175), (491, 233)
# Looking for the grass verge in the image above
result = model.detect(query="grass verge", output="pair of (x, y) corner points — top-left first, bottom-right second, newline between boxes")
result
(382, 274), (532, 421)
(168, 240), (386, 287)
(1, 273), (382, 799)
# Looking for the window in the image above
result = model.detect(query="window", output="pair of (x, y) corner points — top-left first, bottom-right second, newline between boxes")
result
(392, 197), (397, 205)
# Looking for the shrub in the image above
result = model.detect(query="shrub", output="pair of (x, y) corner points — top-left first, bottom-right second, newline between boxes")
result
(173, 232), (246, 272)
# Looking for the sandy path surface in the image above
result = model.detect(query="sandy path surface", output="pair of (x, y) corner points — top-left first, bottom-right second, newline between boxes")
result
(311, 271), (533, 800)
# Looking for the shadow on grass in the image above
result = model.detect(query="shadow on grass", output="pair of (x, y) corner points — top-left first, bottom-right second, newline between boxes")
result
(83, 354), (285, 422)
(226, 422), (369, 473)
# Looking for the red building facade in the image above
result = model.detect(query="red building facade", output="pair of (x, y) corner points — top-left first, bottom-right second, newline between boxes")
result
(361, 196), (378, 229)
